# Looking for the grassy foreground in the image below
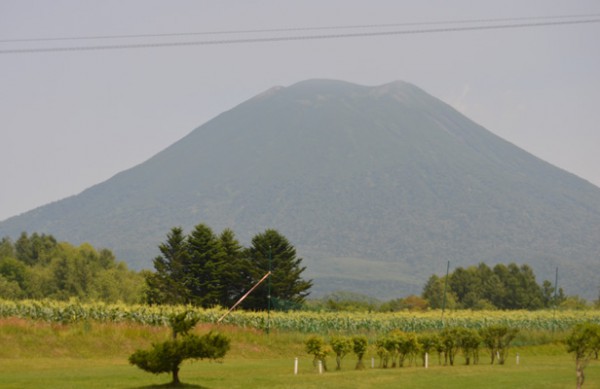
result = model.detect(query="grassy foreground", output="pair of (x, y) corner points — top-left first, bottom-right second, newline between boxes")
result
(1, 354), (597, 389)
(0, 318), (598, 389)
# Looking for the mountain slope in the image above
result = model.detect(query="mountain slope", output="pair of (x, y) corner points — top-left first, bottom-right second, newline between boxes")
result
(2, 79), (600, 298)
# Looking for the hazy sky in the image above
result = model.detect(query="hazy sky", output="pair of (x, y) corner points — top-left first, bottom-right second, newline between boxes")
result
(1, 0), (599, 222)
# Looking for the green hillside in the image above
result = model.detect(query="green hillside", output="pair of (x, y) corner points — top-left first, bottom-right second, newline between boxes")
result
(2, 80), (600, 299)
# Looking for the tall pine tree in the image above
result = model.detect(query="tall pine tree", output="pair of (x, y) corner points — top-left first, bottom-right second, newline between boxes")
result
(242, 229), (312, 310)
(217, 228), (248, 308)
(187, 224), (223, 307)
(145, 227), (190, 305)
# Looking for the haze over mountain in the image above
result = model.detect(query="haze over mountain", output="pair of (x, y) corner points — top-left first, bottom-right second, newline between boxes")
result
(2, 79), (600, 299)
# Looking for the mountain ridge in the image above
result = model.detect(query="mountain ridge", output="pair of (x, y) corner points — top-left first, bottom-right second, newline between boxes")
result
(2, 79), (599, 299)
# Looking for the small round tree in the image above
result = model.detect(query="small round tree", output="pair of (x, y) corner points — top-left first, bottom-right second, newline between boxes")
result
(395, 331), (420, 367)
(129, 312), (230, 386)
(457, 327), (482, 365)
(330, 336), (353, 370)
(352, 335), (368, 370)
(566, 322), (600, 389)
(305, 335), (331, 371)
(418, 333), (440, 366)
(479, 325), (519, 365)
(440, 327), (460, 366)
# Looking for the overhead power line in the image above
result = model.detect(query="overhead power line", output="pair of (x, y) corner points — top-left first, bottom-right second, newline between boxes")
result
(2, 13), (598, 43)
(0, 17), (598, 55)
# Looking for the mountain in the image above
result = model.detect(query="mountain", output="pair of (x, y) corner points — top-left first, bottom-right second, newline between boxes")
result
(2, 79), (600, 299)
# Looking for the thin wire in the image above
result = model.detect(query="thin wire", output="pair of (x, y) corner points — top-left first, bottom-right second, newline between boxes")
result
(2, 13), (599, 44)
(1, 18), (598, 55)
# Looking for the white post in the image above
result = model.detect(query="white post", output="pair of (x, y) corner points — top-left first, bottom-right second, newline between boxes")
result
(371, 357), (375, 368)
(294, 357), (298, 375)
(425, 352), (429, 369)
(516, 353), (519, 365)
(318, 360), (323, 374)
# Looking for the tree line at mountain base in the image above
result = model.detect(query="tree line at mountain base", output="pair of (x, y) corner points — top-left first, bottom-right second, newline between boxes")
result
(1, 229), (599, 310)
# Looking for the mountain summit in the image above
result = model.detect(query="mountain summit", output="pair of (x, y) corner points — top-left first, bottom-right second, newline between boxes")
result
(2, 80), (600, 298)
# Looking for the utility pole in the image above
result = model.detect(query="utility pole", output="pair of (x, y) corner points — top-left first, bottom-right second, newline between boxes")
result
(267, 245), (272, 334)
(552, 267), (558, 332)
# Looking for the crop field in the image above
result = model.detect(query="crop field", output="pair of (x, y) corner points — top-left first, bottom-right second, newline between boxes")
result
(1, 300), (599, 388)
(2, 299), (599, 333)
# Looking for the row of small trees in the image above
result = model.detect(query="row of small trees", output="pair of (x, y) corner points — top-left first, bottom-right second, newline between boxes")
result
(305, 325), (519, 371)
(305, 334), (368, 371)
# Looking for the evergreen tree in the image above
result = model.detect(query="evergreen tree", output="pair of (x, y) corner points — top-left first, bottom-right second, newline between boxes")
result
(145, 227), (191, 305)
(187, 224), (223, 307)
(129, 312), (230, 386)
(476, 263), (505, 308)
(499, 264), (543, 310)
(242, 229), (312, 310)
(0, 237), (14, 259)
(217, 228), (248, 308)
(14, 232), (57, 265)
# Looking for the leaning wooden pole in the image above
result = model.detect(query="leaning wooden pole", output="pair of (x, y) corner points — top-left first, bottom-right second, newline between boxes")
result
(217, 271), (272, 324)
(441, 260), (450, 322)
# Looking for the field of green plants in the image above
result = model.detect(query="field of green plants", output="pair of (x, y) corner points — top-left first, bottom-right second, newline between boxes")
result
(1, 299), (599, 333)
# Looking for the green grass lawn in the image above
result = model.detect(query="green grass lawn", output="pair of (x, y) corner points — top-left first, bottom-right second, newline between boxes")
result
(0, 318), (598, 388)
(0, 353), (598, 389)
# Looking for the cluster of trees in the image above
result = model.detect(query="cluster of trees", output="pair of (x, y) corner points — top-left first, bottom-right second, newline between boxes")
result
(422, 263), (565, 310)
(304, 324), (519, 372)
(0, 233), (144, 303)
(307, 263), (600, 313)
(145, 224), (312, 310)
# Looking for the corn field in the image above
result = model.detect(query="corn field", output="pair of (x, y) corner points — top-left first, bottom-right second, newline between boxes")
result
(1, 299), (598, 333)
